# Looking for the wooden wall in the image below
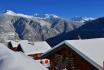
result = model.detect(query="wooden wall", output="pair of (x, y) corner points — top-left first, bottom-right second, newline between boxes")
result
(46, 44), (98, 70)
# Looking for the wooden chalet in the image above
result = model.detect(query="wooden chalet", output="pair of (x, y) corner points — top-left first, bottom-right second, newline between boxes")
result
(41, 38), (104, 70)
(17, 41), (51, 59)
(7, 40), (19, 51)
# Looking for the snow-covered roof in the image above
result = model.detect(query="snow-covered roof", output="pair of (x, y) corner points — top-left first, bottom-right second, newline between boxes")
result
(65, 38), (104, 70)
(33, 41), (51, 53)
(0, 43), (48, 70)
(7, 40), (29, 48)
(19, 41), (51, 55)
(42, 38), (104, 70)
(8, 40), (19, 48)
(19, 41), (35, 55)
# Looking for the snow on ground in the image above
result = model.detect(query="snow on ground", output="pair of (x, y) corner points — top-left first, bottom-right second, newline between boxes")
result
(0, 43), (48, 70)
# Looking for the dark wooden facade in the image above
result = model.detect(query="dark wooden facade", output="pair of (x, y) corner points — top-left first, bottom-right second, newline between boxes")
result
(41, 44), (98, 70)
(16, 44), (24, 52)
(8, 42), (17, 51)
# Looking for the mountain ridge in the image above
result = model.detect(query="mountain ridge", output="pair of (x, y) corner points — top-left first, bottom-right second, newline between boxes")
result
(0, 10), (84, 42)
(46, 17), (104, 47)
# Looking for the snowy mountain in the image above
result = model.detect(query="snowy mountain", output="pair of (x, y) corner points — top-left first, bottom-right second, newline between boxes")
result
(3, 10), (33, 18)
(46, 17), (104, 46)
(0, 10), (83, 42)
(71, 16), (95, 23)
(34, 13), (60, 19)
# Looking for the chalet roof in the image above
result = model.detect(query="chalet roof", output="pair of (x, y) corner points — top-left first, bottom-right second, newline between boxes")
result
(19, 41), (51, 55)
(33, 41), (51, 53)
(0, 43), (48, 70)
(7, 40), (29, 48)
(41, 38), (104, 70)
(8, 40), (19, 48)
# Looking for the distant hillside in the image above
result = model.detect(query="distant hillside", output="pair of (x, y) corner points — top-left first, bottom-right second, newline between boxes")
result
(71, 16), (95, 22)
(46, 17), (104, 47)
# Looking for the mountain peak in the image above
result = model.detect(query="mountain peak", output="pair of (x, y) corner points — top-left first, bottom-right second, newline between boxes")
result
(34, 13), (60, 19)
(2, 10), (60, 19)
(3, 10), (16, 15)
(3, 10), (33, 18)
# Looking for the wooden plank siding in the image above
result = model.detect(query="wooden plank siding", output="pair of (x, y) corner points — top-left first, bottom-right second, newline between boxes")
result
(42, 44), (98, 70)
(8, 42), (17, 51)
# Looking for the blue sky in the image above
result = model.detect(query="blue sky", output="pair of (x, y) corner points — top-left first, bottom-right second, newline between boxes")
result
(0, 0), (104, 18)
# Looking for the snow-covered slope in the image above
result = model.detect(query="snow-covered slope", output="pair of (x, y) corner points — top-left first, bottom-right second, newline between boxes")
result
(46, 17), (104, 46)
(3, 10), (33, 18)
(0, 43), (48, 70)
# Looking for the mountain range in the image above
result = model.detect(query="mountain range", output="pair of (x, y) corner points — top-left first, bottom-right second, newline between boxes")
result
(46, 17), (104, 47)
(0, 10), (101, 47)
(71, 16), (95, 22)
(0, 10), (86, 42)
